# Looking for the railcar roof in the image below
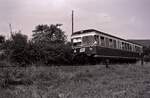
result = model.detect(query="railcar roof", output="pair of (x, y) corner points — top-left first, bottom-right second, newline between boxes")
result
(72, 29), (143, 47)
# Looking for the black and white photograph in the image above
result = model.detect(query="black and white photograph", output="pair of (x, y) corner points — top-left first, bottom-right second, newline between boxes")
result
(0, 0), (150, 98)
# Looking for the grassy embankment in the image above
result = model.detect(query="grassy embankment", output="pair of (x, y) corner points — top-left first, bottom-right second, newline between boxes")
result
(0, 61), (150, 98)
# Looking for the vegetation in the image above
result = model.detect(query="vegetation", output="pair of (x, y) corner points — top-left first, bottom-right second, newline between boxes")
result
(143, 46), (150, 62)
(0, 63), (150, 98)
(32, 24), (72, 65)
(0, 24), (73, 66)
(0, 23), (150, 66)
(0, 35), (5, 44)
(0, 24), (73, 97)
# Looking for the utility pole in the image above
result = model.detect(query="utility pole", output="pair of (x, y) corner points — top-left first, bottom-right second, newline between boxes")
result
(72, 10), (74, 34)
(9, 24), (13, 38)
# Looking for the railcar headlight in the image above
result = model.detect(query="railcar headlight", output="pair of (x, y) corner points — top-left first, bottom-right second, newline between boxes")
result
(74, 50), (77, 53)
(94, 41), (97, 45)
(80, 48), (85, 52)
(89, 47), (93, 50)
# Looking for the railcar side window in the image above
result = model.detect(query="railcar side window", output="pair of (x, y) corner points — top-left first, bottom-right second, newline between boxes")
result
(129, 44), (132, 51)
(135, 46), (141, 53)
(132, 45), (135, 52)
(117, 41), (122, 49)
(125, 43), (127, 50)
(122, 42), (125, 50)
(109, 39), (113, 48)
(140, 47), (143, 53)
(94, 35), (99, 45)
(126, 43), (129, 51)
(113, 40), (117, 48)
(100, 36), (105, 46)
(105, 38), (109, 47)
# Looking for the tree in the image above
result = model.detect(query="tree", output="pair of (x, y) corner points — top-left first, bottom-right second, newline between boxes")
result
(0, 35), (6, 60)
(2, 32), (29, 66)
(0, 35), (5, 50)
(143, 46), (150, 62)
(0, 35), (5, 44)
(32, 24), (66, 45)
(31, 24), (72, 65)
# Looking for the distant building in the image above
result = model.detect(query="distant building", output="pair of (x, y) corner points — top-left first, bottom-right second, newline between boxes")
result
(128, 40), (150, 48)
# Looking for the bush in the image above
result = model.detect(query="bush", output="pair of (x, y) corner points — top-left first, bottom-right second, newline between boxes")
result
(144, 55), (150, 62)
(35, 41), (73, 65)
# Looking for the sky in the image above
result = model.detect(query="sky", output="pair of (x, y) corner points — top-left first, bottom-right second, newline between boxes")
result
(0, 0), (150, 40)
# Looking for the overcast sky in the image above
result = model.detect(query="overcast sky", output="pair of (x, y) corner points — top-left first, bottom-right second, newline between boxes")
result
(0, 0), (150, 40)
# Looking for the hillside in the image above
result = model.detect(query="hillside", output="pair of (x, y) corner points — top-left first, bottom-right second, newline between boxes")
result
(128, 40), (150, 47)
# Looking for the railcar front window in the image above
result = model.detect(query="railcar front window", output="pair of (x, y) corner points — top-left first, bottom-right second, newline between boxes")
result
(72, 37), (82, 47)
(82, 35), (95, 46)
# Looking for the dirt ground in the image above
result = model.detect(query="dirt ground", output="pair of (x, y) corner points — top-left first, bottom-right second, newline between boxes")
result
(0, 62), (150, 98)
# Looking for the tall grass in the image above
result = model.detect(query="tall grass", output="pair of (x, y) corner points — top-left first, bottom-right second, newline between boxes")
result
(0, 63), (150, 98)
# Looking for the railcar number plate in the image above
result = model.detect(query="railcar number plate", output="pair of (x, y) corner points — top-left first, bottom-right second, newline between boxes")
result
(80, 48), (85, 52)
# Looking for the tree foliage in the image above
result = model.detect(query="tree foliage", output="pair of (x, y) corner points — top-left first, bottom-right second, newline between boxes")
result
(143, 46), (150, 56)
(4, 33), (29, 65)
(143, 46), (150, 62)
(0, 35), (5, 44)
(1, 24), (73, 66)
(32, 24), (72, 65)
(32, 24), (66, 45)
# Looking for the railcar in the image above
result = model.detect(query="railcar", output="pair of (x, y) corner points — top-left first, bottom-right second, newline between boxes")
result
(71, 29), (143, 64)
